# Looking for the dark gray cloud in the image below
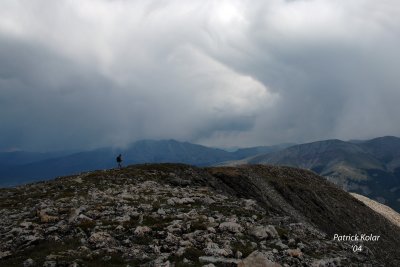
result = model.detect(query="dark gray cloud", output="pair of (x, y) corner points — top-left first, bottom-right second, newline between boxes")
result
(1, 0), (400, 151)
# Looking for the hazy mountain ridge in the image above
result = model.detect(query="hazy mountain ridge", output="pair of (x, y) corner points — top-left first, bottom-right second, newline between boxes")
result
(226, 136), (400, 212)
(1, 164), (399, 266)
(0, 140), (290, 187)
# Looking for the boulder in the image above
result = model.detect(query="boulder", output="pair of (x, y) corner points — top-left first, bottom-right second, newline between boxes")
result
(286, 248), (303, 258)
(204, 242), (231, 257)
(250, 225), (279, 239)
(23, 258), (35, 267)
(134, 226), (152, 236)
(88, 232), (117, 248)
(37, 210), (59, 223)
(219, 222), (243, 233)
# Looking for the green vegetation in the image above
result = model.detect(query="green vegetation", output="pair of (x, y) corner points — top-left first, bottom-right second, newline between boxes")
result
(168, 247), (204, 267)
(231, 240), (254, 258)
(0, 239), (81, 267)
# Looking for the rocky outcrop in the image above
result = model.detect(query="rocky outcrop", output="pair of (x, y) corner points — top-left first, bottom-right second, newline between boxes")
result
(0, 164), (399, 266)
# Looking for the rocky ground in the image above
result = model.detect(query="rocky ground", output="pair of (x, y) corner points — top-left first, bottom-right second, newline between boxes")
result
(0, 164), (398, 266)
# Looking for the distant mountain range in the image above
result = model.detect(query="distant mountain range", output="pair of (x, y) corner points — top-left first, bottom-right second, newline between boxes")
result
(224, 136), (400, 212)
(0, 140), (291, 187)
(2, 136), (400, 212)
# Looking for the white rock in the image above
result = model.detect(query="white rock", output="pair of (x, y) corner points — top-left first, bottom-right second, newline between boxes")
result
(275, 240), (288, 250)
(157, 208), (166, 215)
(68, 206), (86, 223)
(115, 214), (130, 223)
(236, 250), (243, 259)
(249, 225), (278, 239)
(134, 226), (152, 236)
(175, 247), (186, 257)
(23, 258), (35, 267)
(204, 242), (231, 257)
(207, 227), (216, 233)
(43, 261), (57, 267)
(219, 222), (243, 233)
(0, 251), (12, 260)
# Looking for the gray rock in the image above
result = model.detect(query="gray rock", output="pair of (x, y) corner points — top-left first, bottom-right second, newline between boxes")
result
(275, 240), (288, 250)
(237, 251), (282, 267)
(88, 232), (117, 248)
(199, 256), (240, 265)
(134, 226), (152, 236)
(219, 222), (243, 233)
(236, 250), (243, 259)
(157, 208), (166, 215)
(250, 226), (270, 239)
(204, 242), (231, 257)
(43, 261), (57, 267)
(0, 251), (12, 260)
(23, 258), (36, 267)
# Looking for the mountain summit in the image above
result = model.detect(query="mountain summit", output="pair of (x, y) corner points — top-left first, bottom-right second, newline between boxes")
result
(1, 164), (399, 266)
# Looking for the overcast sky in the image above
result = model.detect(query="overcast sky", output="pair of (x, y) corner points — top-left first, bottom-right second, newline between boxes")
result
(1, 0), (400, 151)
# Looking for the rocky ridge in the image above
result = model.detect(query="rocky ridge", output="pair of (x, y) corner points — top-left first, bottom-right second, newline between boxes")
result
(0, 164), (399, 266)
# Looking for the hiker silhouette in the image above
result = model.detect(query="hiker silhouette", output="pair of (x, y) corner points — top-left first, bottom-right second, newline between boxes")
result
(116, 154), (122, 168)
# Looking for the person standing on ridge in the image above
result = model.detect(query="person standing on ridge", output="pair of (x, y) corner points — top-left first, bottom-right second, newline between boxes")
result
(116, 154), (122, 169)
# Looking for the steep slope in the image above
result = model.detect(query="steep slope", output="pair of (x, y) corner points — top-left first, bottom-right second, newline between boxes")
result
(0, 164), (399, 266)
(229, 138), (400, 212)
(351, 193), (400, 228)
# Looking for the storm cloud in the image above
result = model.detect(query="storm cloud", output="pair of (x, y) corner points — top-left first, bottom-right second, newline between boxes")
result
(1, 0), (400, 151)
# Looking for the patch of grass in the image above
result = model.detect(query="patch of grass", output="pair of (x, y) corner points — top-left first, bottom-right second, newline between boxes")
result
(76, 220), (96, 234)
(231, 240), (255, 258)
(122, 218), (138, 229)
(81, 251), (143, 267)
(141, 215), (174, 231)
(168, 247), (204, 267)
(100, 219), (120, 225)
(0, 238), (81, 267)
(190, 219), (208, 231)
(275, 226), (289, 239)
(132, 235), (153, 245)
(56, 190), (76, 199)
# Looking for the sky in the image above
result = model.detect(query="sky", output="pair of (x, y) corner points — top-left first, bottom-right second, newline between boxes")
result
(1, 0), (400, 151)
